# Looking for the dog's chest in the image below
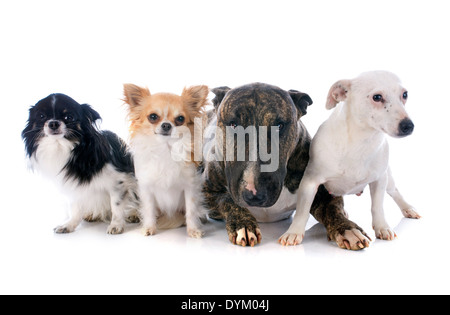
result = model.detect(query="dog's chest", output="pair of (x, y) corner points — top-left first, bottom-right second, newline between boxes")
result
(324, 149), (389, 196)
(133, 138), (198, 212)
(247, 187), (297, 222)
(32, 136), (74, 180)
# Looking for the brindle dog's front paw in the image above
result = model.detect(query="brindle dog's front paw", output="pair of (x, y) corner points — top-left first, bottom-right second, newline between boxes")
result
(328, 220), (372, 250)
(230, 228), (262, 247)
(226, 218), (262, 247)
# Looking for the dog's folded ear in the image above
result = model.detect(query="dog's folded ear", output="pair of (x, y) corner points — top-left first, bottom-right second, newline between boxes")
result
(182, 85), (209, 118)
(81, 104), (102, 125)
(326, 80), (352, 110)
(211, 86), (231, 109)
(288, 90), (313, 118)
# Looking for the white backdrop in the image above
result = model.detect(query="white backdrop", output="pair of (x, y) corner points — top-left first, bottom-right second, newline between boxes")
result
(1, 0), (449, 295)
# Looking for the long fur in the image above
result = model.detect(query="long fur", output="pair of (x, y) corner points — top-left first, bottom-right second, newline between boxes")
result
(123, 84), (209, 238)
(22, 93), (140, 234)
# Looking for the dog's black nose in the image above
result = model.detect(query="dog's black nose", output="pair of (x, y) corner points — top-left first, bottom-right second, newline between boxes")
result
(398, 118), (414, 137)
(243, 189), (268, 207)
(161, 123), (172, 133)
(48, 120), (61, 131)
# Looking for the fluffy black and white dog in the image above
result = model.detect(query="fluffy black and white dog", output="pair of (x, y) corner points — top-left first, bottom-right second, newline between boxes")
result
(22, 93), (139, 234)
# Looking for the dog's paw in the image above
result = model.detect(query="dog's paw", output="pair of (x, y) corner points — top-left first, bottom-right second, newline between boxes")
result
(125, 215), (141, 224)
(374, 226), (397, 241)
(401, 207), (421, 219)
(334, 228), (371, 250)
(54, 225), (75, 234)
(188, 228), (205, 239)
(278, 231), (304, 246)
(229, 227), (262, 247)
(107, 224), (124, 235)
(143, 226), (157, 236)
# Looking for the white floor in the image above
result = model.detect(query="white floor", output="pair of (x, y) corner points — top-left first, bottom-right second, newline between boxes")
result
(2, 162), (449, 295)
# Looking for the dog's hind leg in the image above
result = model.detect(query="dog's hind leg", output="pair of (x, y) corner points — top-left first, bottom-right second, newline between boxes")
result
(311, 186), (371, 250)
(386, 167), (421, 219)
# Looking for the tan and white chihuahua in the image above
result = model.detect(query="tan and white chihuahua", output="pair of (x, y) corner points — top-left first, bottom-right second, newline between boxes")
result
(123, 84), (209, 238)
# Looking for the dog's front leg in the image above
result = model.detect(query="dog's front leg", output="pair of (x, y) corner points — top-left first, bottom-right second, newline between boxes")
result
(107, 190), (126, 235)
(310, 186), (371, 250)
(54, 202), (83, 234)
(184, 186), (205, 239)
(370, 173), (396, 240)
(279, 175), (320, 246)
(139, 187), (158, 236)
(222, 199), (262, 247)
(206, 193), (261, 246)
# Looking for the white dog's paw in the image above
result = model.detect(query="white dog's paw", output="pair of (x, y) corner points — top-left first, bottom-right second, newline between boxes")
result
(143, 225), (157, 236)
(278, 231), (304, 246)
(107, 224), (124, 235)
(374, 226), (397, 241)
(187, 228), (204, 239)
(401, 207), (421, 219)
(54, 225), (75, 234)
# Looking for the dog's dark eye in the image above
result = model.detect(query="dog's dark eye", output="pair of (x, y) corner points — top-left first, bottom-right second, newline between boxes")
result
(64, 115), (74, 122)
(403, 91), (408, 100)
(277, 123), (285, 131)
(229, 121), (237, 129)
(175, 116), (185, 126)
(148, 114), (159, 123)
(39, 113), (47, 120)
(373, 94), (383, 102)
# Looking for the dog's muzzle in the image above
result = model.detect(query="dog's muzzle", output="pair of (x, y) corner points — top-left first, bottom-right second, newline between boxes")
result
(46, 120), (64, 136)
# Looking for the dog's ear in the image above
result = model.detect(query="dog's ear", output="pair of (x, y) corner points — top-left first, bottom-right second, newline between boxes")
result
(289, 90), (313, 118)
(123, 84), (151, 110)
(182, 85), (209, 118)
(326, 80), (351, 110)
(81, 104), (102, 125)
(211, 86), (231, 109)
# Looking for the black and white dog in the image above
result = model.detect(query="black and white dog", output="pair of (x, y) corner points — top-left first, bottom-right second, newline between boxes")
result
(22, 93), (139, 234)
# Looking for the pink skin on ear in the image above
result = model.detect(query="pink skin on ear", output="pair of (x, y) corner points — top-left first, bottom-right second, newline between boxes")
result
(326, 80), (352, 110)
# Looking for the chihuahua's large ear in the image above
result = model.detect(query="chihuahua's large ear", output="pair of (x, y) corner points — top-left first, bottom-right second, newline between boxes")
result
(182, 85), (209, 118)
(81, 104), (102, 125)
(326, 80), (351, 110)
(211, 86), (231, 109)
(123, 84), (151, 110)
(288, 90), (313, 118)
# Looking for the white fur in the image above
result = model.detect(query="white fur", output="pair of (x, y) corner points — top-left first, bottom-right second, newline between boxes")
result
(247, 187), (297, 223)
(31, 134), (138, 234)
(131, 132), (206, 238)
(280, 71), (420, 246)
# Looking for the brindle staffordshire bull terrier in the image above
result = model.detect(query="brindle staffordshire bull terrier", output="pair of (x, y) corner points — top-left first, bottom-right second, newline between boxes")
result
(203, 83), (371, 250)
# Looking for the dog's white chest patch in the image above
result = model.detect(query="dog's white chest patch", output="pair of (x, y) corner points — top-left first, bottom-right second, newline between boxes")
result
(32, 136), (74, 180)
(247, 187), (297, 223)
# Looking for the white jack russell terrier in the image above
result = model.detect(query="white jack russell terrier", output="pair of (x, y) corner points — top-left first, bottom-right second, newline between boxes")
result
(279, 71), (421, 248)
